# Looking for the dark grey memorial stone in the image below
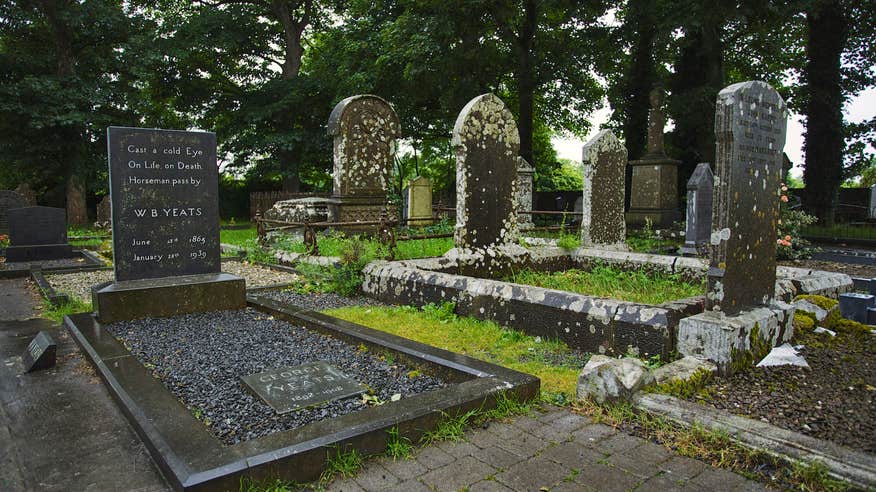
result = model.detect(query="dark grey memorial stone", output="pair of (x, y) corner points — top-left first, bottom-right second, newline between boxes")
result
(452, 93), (520, 249)
(241, 361), (367, 414)
(581, 130), (627, 249)
(22, 331), (57, 372)
(107, 126), (220, 281)
(5, 206), (74, 261)
(838, 293), (874, 324)
(0, 190), (25, 233)
(680, 163), (714, 256)
(707, 81), (788, 314)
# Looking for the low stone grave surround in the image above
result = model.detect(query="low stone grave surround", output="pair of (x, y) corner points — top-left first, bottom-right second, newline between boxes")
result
(362, 247), (853, 366)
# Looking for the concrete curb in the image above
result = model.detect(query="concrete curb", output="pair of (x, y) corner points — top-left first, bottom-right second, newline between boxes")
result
(633, 392), (876, 490)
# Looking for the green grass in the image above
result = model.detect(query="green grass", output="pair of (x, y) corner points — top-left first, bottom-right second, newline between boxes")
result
(802, 223), (876, 240)
(220, 227), (258, 246)
(319, 447), (363, 482)
(69, 238), (105, 248)
(40, 297), (92, 323)
(504, 265), (704, 304)
(420, 409), (479, 444)
(324, 303), (582, 397)
(275, 234), (452, 260)
(384, 426), (413, 460)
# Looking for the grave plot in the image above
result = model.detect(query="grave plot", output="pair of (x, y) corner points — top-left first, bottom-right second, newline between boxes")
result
(65, 125), (539, 491)
(363, 87), (854, 368)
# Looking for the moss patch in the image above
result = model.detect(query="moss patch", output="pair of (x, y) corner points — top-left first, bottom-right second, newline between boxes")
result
(646, 368), (715, 400)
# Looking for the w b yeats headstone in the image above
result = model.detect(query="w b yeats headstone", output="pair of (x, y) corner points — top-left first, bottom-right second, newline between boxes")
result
(707, 81), (787, 314)
(93, 127), (245, 323)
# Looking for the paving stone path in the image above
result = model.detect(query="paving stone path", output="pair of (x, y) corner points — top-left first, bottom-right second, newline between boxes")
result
(0, 277), (768, 491)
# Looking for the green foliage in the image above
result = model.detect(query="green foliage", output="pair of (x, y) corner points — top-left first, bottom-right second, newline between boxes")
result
(40, 297), (92, 323)
(793, 295), (838, 311)
(238, 477), (296, 492)
(647, 368), (715, 400)
(777, 186), (818, 260)
(320, 447), (363, 482)
(0, 233), (9, 249)
(420, 409), (479, 444)
(505, 264), (704, 305)
(384, 426), (413, 460)
(422, 302), (458, 324)
(479, 391), (532, 422)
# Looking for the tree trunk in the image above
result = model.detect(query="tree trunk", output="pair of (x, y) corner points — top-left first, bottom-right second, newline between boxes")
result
(621, 0), (657, 210)
(66, 173), (88, 225)
(516, 0), (537, 168)
(802, 0), (847, 226)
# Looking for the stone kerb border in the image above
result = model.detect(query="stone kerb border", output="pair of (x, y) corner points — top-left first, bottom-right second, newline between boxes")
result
(362, 248), (854, 362)
(635, 393), (876, 490)
(0, 249), (108, 279)
(64, 296), (539, 491)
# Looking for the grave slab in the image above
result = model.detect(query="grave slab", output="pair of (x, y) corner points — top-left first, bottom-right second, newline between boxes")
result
(241, 361), (367, 414)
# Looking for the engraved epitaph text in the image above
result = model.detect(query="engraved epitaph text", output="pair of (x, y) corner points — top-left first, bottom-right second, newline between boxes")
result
(241, 361), (367, 414)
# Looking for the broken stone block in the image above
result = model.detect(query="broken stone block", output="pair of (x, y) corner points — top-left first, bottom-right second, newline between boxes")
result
(576, 355), (653, 404)
(792, 299), (830, 322)
(651, 356), (717, 385)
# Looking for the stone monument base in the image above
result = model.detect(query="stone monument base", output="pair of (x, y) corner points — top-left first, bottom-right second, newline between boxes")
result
(93, 273), (246, 324)
(334, 195), (396, 231)
(625, 209), (682, 228)
(5, 243), (75, 262)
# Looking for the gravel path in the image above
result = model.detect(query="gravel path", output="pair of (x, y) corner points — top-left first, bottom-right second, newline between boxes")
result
(256, 289), (388, 312)
(46, 262), (299, 302)
(106, 308), (445, 445)
(690, 333), (875, 454)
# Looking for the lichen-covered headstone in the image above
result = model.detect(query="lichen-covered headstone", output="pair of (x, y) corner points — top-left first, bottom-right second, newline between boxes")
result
(447, 94), (528, 276)
(679, 163), (714, 256)
(708, 81), (788, 313)
(581, 130), (627, 249)
(516, 157), (535, 229)
(328, 95), (401, 198)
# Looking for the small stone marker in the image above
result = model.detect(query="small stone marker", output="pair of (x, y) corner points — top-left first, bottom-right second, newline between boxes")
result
(328, 95), (402, 225)
(707, 81), (788, 314)
(241, 361), (367, 414)
(516, 157), (535, 229)
(581, 130), (627, 249)
(404, 176), (433, 226)
(22, 331), (57, 372)
(5, 206), (74, 261)
(679, 163), (714, 256)
(0, 190), (25, 233)
(107, 127), (220, 281)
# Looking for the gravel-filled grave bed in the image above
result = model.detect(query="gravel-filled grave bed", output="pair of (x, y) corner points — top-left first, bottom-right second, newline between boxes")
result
(105, 307), (446, 445)
(685, 330), (875, 454)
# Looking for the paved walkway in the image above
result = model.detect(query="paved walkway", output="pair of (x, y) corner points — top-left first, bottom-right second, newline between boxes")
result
(0, 277), (768, 492)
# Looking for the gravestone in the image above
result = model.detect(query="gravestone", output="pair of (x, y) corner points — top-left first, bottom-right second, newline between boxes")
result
(93, 127), (245, 323)
(404, 176), (433, 226)
(447, 93), (529, 275)
(679, 163), (714, 256)
(328, 95), (402, 226)
(516, 157), (535, 230)
(5, 206), (75, 261)
(0, 190), (25, 233)
(14, 184), (37, 206)
(626, 89), (681, 227)
(581, 130), (627, 249)
(96, 195), (111, 227)
(870, 185), (876, 220)
(707, 81), (788, 314)
(22, 331), (57, 372)
(241, 361), (367, 414)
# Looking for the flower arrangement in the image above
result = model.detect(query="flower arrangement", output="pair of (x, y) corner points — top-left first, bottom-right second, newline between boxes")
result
(776, 183), (817, 260)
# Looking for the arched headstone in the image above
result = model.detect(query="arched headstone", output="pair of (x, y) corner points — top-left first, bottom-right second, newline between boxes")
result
(708, 81), (788, 313)
(328, 95), (402, 225)
(581, 130), (627, 249)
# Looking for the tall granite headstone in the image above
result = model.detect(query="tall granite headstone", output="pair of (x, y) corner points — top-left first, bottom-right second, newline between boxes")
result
(679, 163), (714, 256)
(626, 89), (681, 227)
(707, 81), (788, 314)
(447, 94), (529, 275)
(94, 127), (245, 323)
(869, 184), (876, 220)
(0, 190), (25, 233)
(328, 95), (402, 227)
(6, 206), (75, 261)
(404, 176), (433, 226)
(516, 157), (535, 230)
(581, 130), (627, 249)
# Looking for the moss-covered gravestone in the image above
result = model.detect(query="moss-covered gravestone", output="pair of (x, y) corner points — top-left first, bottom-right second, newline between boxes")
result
(93, 127), (245, 323)
(446, 94), (529, 276)
(581, 130), (627, 250)
(707, 81), (788, 314)
(328, 95), (402, 226)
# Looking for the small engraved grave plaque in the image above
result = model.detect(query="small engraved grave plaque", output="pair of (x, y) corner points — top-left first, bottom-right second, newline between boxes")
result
(241, 361), (367, 414)
(22, 331), (57, 373)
